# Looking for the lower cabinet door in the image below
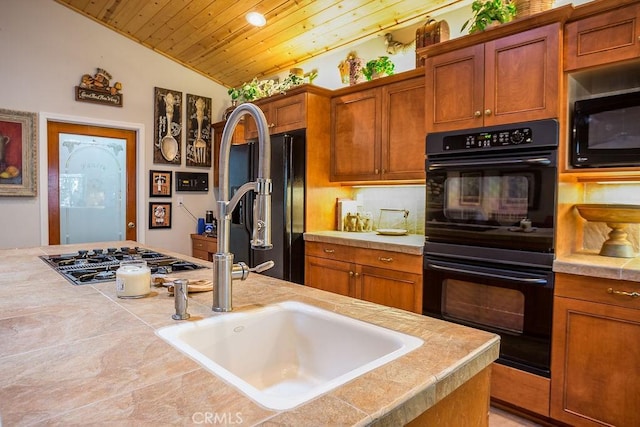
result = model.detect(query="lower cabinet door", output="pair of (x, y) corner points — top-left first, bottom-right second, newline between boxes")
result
(304, 255), (353, 297)
(550, 296), (640, 426)
(358, 265), (421, 313)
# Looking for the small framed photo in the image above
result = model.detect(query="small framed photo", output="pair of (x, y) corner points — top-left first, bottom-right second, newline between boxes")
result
(149, 202), (172, 229)
(150, 170), (172, 197)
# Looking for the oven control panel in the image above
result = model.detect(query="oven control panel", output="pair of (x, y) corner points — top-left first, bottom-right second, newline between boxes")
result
(443, 126), (533, 151)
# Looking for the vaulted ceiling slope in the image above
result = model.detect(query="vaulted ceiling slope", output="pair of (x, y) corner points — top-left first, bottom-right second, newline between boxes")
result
(55, 0), (465, 89)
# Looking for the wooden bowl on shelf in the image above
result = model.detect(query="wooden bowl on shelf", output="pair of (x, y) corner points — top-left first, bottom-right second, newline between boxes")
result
(575, 204), (640, 258)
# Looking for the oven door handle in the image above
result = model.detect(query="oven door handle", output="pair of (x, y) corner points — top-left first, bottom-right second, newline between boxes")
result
(427, 157), (551, 171)
(426, 262), (548, 285)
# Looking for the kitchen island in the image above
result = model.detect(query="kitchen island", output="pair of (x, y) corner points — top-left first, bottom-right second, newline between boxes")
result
(0, 241), (498, 426)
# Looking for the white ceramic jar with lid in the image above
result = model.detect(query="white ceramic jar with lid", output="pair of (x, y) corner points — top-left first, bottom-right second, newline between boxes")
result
(116, 259), (151, 298)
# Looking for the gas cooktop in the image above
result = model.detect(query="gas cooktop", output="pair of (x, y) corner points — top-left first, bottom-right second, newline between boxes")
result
(39, 246), (207, 286)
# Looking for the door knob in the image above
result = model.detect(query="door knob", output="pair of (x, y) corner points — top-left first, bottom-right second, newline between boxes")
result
(127, 222), (135, 229)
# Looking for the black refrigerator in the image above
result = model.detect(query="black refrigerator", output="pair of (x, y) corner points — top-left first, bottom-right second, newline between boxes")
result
(228, 130), (305, 284)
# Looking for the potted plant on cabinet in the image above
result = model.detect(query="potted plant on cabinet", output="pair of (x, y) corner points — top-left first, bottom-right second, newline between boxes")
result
(363, 56), (395, 81)
(461, 0), (517, 34)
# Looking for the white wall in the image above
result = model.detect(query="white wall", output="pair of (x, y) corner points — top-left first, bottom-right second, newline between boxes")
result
(0, 0), (228, 255)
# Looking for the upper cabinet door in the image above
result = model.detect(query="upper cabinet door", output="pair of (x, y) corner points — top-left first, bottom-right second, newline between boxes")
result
(331, 88), (381, 181)
(382, 77), (426, 180)
(485, 23), (560, 126)
(425, 23), (560, 133)
(426, 44), (484, 133)
(565, 3), (640, 71)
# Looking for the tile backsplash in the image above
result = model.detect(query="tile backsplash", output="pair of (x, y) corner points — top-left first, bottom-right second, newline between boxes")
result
(350, 186), (425, 235)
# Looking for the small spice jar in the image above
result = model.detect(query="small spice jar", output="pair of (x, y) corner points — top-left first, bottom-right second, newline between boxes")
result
(116, 260), (151, 298)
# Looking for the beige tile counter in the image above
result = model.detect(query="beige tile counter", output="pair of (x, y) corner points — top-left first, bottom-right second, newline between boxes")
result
(0, 241), (498, 426)
(304, 231), (424, 255)
(554, 251), (640, 282)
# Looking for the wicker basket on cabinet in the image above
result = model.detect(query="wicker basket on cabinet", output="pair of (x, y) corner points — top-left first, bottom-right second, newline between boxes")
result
(514, 0), (554, 17)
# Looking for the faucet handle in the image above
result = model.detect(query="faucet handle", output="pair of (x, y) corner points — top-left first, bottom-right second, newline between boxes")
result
(250, 260), (275, 273)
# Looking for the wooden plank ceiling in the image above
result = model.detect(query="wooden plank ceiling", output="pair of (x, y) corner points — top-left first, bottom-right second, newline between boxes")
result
(55, 0), (465, 89)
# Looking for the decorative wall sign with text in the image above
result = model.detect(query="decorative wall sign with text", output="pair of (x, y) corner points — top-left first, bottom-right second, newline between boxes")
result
(185, 94), (212, 167)
(75, 68), (123, 107)
(153, 87), (182, 165)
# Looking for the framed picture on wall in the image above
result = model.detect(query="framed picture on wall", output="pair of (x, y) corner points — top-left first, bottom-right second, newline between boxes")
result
(185, 94), (212, 167)
(149, 170), (172, 197)
(153, 87), (182, 165)
(0, 108), (37, 196)
(149, 201), (172, 229)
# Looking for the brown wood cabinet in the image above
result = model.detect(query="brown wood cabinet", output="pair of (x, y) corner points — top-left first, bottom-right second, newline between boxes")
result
(565, 1), (640, 71)
(425, 23), (561, 132)
(244, 92), (307, 139)
(330, 71), (425, 182)
(191, 233), (217, 261)
(550, 273), (640, 426)
(304, 241), (422, 313)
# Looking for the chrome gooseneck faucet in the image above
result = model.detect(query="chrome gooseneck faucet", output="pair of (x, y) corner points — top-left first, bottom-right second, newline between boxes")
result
(212, 103), (273, 312)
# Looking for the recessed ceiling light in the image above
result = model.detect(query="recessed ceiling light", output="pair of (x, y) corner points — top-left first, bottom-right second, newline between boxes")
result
(246, 11), (266, 27)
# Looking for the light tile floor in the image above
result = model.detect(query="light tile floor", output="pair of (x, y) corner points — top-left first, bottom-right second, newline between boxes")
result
(489, 406), (543, 427)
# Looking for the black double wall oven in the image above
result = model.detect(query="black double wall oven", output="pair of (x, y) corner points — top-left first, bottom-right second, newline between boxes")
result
(423, 119), (558, 378)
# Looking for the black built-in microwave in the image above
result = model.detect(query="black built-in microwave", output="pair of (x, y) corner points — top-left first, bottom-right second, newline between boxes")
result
(572, 90), (640, 168)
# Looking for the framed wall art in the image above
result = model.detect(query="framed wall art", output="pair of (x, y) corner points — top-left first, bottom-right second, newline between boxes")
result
(0, 108), (37, 196)
(153, 87), (182, 165)
(149, 201), (172, 229)
(185, 94), (212, 167)
(149, 170), (172, 197)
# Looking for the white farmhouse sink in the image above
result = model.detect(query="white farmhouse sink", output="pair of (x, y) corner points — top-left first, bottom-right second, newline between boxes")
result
(156, 301), (423, 410)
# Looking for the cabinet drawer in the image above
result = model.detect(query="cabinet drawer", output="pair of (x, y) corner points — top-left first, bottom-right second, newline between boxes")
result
(556, 273), (640, 310)
(192, 239), (207, 251)
(305, 241), (355, 262)
(353, 247), (422, 274)
(565, 3), (640, 71)
(192, 249), (209, 261)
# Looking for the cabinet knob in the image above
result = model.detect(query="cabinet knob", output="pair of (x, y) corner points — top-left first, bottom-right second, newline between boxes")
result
(323, 248), (335, 254)
(354, 272), (360, 278)
(474, 110), (482, 118)
(375, 169), (379, 174)
(349, 271), (354, 277)
(484, 109), (492, 116)
(269, 123), (275, 128)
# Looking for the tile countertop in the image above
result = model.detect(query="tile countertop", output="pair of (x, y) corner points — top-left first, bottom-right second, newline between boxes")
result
(0, 241), (498, 426)
(554, 251), (640, 282)
(304, 231), (425, 255)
